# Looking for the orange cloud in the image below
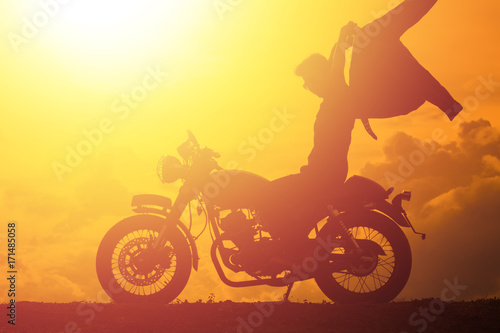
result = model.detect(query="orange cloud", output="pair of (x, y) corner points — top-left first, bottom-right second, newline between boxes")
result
(361, 119), (500, 299)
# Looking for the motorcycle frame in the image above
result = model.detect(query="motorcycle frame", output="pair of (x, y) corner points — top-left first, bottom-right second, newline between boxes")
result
(131, 173), (423, 289)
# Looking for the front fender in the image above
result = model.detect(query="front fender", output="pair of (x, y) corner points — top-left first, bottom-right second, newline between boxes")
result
(131, 194), (199, 271)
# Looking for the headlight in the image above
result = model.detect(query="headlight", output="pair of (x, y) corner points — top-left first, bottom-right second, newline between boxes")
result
(157, 155), (185, 183)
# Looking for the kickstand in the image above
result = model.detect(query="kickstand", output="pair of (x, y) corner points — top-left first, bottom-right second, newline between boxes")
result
(282, 283), (294, 302)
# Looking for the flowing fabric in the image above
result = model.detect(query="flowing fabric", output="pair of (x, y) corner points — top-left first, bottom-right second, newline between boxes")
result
(349, 0), (456, 119)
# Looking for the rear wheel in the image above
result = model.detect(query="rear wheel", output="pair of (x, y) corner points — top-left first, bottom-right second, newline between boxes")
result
(96, 215), (191, 303)
(314, 210), (411, 303)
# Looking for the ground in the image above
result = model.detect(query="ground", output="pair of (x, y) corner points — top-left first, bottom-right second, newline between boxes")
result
(1, 299), (499, 333)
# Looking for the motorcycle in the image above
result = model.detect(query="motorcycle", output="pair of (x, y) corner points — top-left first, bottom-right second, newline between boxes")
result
(96, 131), (426, 303)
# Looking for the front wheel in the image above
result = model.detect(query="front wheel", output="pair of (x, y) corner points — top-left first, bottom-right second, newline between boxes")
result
(96, 215), (192, 303)
(314, 210), (412, 303)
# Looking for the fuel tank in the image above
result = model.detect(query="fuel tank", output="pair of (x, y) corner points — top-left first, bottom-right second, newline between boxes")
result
(202, 170), (270, 209)
(202, 172), (387, 210)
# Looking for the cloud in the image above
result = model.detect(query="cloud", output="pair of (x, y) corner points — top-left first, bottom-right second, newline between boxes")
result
(0, 145), (139, 302)
(5, 119), (500, 303)
(360, 119), (500, 299)
(2, 184), (71, 220)
(52, 146), (135, 234)
(0, 253), (87, 303)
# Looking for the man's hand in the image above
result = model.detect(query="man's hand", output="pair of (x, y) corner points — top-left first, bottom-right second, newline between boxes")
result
(339, 21), (357, 49)
(329, 21), (358, 84)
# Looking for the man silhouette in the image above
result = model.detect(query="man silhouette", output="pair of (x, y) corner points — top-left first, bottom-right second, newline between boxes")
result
(263, 0), (462, 258)
(261, 24), (355, 258)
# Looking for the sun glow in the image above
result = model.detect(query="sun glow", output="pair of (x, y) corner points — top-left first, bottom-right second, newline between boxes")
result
(36, 0), (206, 89)
(2, 0), (499, 306)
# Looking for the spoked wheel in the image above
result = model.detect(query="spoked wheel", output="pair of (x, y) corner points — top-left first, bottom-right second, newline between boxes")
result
(96, 215), (191, 303)
(315, 210), (411, 303)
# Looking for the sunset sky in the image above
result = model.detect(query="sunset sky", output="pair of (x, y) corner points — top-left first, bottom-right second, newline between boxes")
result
(1, 0), (499, 305)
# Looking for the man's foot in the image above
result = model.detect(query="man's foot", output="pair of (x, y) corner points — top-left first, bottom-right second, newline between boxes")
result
(444, 101), (463, 121)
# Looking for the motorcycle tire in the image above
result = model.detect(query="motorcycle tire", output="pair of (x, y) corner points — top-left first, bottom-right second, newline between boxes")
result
(96, 215), (191, 303)
(314, 210), (412, 303)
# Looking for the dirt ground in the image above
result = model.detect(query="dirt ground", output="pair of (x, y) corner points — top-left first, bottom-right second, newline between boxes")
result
(1, 299), (499, 333)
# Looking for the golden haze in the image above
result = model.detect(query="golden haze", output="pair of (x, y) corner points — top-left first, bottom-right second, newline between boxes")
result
(1, 0), (499, 303)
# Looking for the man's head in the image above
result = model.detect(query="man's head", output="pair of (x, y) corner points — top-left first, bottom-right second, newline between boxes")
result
(295, 54), (330, 98)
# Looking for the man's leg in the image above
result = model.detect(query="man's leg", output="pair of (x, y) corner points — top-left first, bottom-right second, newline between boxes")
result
(351, 39), (462, 121)
(366, 0), (438, 38)
(419, 71), (463, 120)
(259, 173), (306, 237)
(261, 173), (325, 260)
(405, 46), (463, 120)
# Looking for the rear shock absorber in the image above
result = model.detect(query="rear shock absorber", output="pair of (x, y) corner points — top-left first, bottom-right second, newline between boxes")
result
(327, 205), (361, 251)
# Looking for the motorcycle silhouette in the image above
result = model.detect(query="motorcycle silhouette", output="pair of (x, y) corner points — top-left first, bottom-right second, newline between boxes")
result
(96, 131), (425, 303)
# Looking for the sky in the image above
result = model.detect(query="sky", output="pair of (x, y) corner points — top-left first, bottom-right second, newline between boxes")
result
(1, 0), (499, 305)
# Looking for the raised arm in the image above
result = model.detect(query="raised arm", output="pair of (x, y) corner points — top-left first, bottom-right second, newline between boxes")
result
(328, 43), (346, 85)
(329, 23), (356, 84)
(364, 0), (438, 38)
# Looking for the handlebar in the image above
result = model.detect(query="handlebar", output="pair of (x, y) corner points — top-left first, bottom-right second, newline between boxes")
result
(187, 130), (200, 149)
(177, 131), (220, 168)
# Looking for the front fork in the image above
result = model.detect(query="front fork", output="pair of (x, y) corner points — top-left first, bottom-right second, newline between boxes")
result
(153, 183), (197, 249)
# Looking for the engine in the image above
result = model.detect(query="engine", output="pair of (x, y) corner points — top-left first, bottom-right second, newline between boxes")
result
(219, 210), (256, 249)
(219, 210), (283, 277)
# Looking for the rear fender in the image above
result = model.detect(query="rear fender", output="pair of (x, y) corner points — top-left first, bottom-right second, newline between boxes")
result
(131, 194), (199, 271)
(372, 200), (410, 228)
